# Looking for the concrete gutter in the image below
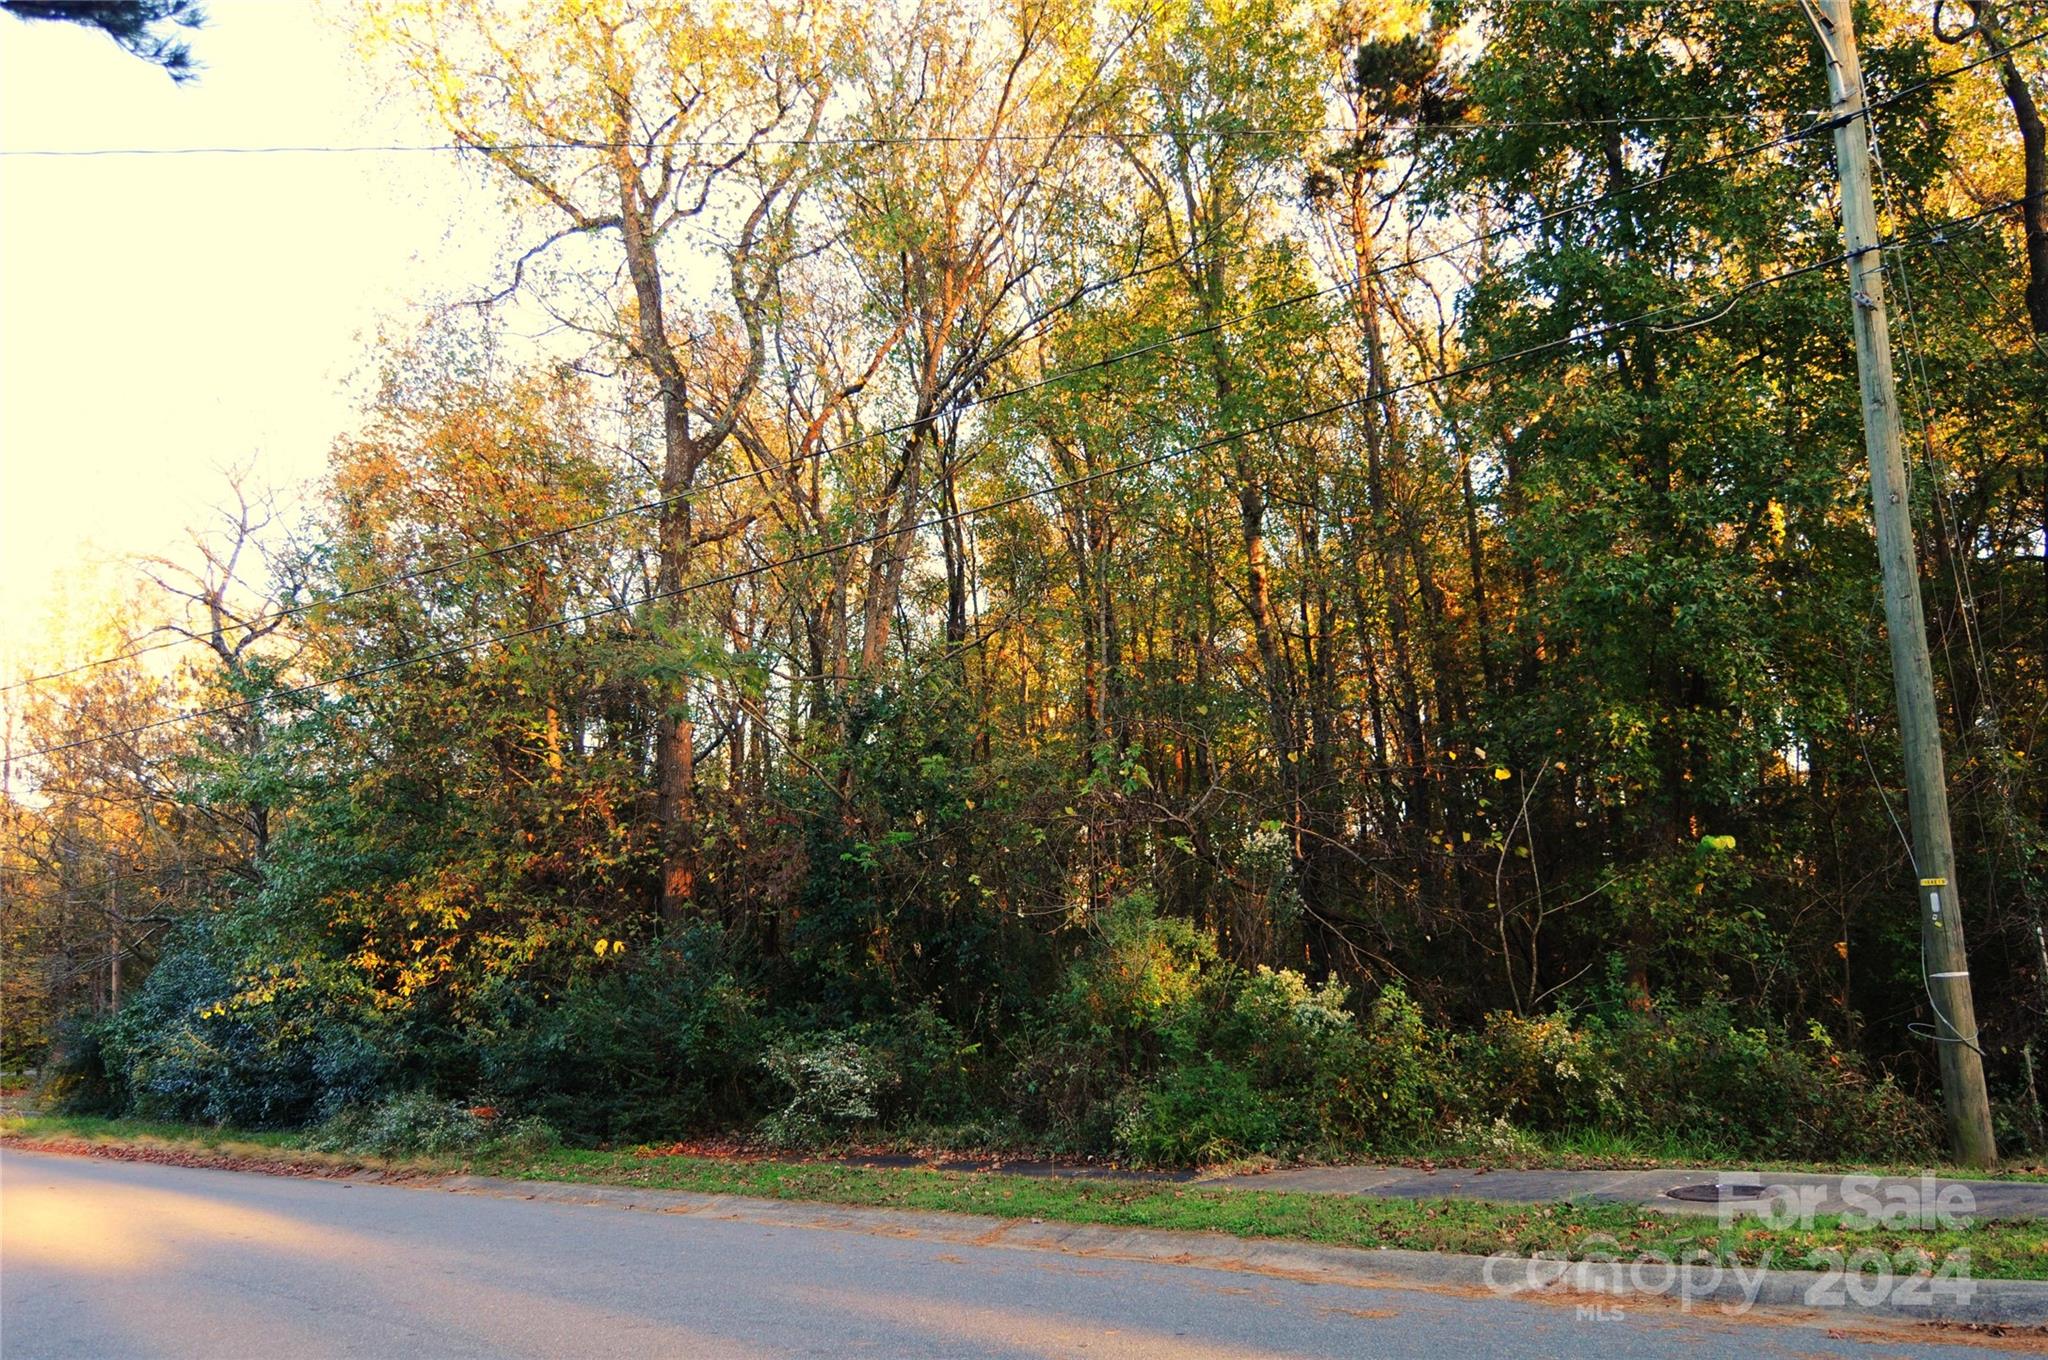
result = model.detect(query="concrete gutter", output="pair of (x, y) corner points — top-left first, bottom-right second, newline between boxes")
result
(436, 1173), (2048, 1332)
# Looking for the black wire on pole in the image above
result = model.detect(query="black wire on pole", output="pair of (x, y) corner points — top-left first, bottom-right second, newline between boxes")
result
(18, 200), (2021, 763)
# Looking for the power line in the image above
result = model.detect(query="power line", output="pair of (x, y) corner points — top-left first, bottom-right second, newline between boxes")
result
(15, 41), (2037, 694)
(18, 201), (2017, 763)
(5, 25), (2041, 161)
(1876, 22), (2048, 105)
(0, 116), (1816, 159)
(2, 95), (1883, 696)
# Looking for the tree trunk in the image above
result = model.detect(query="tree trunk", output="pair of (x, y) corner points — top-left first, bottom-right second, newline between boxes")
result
(616, 141), (700, 927)
(1949, 5), (2048, 334)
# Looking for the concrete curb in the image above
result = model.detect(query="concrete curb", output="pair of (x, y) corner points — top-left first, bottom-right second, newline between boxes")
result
(435, 1173), (2048, 1331)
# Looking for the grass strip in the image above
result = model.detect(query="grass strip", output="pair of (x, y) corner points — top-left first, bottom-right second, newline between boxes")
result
(10, 1113), (2048, 1282)
(494, 1145), (2048, 1281)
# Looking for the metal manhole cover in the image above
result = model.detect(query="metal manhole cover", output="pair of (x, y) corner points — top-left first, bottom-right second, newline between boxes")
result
(1665, 1182), (1769, 1203)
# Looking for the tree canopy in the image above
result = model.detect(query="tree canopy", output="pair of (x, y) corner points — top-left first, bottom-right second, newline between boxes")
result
(6, 0), (2045, 1165)
(2, 1), (206, 81)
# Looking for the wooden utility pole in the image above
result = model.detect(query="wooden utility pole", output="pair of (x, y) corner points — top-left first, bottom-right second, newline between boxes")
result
(1809, 0), (1997, 1166)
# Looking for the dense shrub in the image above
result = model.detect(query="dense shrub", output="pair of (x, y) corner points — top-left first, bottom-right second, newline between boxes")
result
(1116, 1058), (1281, 1165)
(73, 917), (387, 1129)
(1222, 967), (1357, 1094)
(1108, 976), (1471, 1165)
(469, 929), (769, 1144)
(999, 893), (1933, 1165)
(310, 1090), (558, 1159)
(37, 1012), (124, 1116)
(1008, 891), (1218, 1151)
(1348, 983), (1465, 1148)
(758, 1032), (894, 1147)
(60, 894), (1939, 1167)
(851, 1003), (988, 1127)
(1467, 1009), (1624, 1130)
(1010, 894), (1461, 1163)
(1467, 1004), (1938, 1161)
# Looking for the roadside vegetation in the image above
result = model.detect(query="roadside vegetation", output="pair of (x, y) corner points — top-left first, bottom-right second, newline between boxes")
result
(8, 1111), (2048, 1282)
(36, 897), (1941, 1169)
(5, 0), (2046, 1176)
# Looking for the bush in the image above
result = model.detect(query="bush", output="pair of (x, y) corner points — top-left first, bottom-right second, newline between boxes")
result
(1446, 1115), (1543, 1161)
(1605, 1006), (1936, 1160)
(759, 1032), (894, 1147)
(1227, 966), (1358, 1087)
(39, 1012), (123, 1116)
(1015, 914), (1931, 1166)
(1011, 894), (1483, 1163)
(1469, 1009), (1623, 1130)
(51, 893), (1941, 1168)
(1116, 1058), (1281, 1165)
(310, 1090), (558, 1159)
(1007, 891), (1219, 1151)
(1464, 1003), (1938, 1161)
(470, 930), (768, 1144)
(1010, 894), (1490, 1162)
(81, 917), (387, 1129)
(1344, 983), (1464, 1148)
(1203, 966), (1399, 1154)
(1061, 891), (1215, 1056)
(850, 1003), (987, 1128)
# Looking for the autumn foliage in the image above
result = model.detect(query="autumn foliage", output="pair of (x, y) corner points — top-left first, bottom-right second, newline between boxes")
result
(5, 0), (2044, 1163)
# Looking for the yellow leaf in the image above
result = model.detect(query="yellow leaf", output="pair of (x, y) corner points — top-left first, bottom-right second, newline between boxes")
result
(594, 939), (609, 956)
(1493, 767), (1511, 781)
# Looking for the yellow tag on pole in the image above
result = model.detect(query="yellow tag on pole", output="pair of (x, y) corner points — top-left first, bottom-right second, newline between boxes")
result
(1920, 877), (1947, 887)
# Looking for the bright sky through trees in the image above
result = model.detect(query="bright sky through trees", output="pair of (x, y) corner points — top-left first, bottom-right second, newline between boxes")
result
(0, 1), (495, 672)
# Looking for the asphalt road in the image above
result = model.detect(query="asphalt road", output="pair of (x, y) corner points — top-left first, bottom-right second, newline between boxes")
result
(0, 1150), (2008, 1359)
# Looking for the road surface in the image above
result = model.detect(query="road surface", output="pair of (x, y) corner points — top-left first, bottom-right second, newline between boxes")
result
(0, 1150), (2008, 1358)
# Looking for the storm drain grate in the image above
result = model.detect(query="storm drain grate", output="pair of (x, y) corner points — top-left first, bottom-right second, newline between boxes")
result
(1665, 1182), (1770, 1203)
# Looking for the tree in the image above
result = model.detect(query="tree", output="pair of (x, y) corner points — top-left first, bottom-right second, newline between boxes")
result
(3, 588), (195, 1052)
(138, 472), (305, 871)
(2, 1), (205, 82)
(367, 0), (835, 923)
(14, 0), (2045, 1160)
(1934, 0), (2048, 335)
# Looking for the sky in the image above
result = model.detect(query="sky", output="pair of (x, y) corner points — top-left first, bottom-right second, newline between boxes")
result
(0, 1), (499, 679)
